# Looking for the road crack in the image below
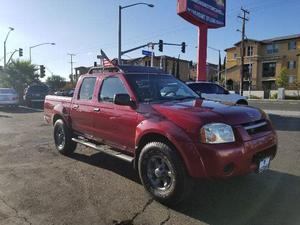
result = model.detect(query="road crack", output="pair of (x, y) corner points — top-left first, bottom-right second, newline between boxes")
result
(0, 196), (32, 225)
(113, 198), (154, 225)
(160, 208), (171, 225)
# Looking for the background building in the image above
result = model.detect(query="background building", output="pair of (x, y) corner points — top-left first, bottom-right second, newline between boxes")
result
(224, 34), (300, 94)
(124, 55), (218, 82)
(75, 55), (218, 82)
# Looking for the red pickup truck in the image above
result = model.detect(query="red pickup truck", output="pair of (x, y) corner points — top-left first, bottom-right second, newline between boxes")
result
(44, 65), (277, 205)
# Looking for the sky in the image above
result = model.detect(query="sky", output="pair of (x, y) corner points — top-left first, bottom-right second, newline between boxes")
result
(0, 0), (300, 80)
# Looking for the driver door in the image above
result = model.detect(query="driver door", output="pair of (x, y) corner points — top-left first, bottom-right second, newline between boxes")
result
(93, 75), (138, 152)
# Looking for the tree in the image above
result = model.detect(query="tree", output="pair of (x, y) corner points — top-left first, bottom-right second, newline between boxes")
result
(46, 75), (66, 90)
(276, 67), (289, 88)
(0, 60), (39, 99)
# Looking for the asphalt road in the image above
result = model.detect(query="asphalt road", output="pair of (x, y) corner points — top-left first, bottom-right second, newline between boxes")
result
(0, 103), (299, 225)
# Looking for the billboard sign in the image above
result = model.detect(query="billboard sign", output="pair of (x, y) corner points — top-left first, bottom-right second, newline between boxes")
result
(177, 0), (226, 28)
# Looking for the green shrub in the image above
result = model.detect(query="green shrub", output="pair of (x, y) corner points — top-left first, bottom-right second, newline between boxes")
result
(271, 93), (278, 99)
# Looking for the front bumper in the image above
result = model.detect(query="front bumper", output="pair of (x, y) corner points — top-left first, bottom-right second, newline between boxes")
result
(195, 131), (277, 178)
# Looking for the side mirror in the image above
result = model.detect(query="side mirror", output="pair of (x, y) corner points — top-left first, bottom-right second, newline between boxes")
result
(114, 93), (136, 108)
(224, 90), (230, 95)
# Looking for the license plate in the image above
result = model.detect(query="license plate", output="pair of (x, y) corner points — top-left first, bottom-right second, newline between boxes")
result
(258, 157), (270, 173)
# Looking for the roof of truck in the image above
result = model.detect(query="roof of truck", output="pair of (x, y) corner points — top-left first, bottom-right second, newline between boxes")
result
(119, 65), (165, 74)
(87, 64), (166, 76)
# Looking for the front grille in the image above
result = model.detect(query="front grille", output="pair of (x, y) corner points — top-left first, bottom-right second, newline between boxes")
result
(252, 145), (277, 164)
(243, 119), (269, 136)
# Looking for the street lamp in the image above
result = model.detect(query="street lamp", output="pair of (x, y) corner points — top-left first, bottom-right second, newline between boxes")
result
(208, 46), (222, 83)
(3, 27), (14, 69)
(29, 42), (55, 62)
(118, 2), (154, 65)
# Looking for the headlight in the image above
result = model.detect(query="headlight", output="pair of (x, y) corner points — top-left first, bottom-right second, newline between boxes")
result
(200, 123), (235, 144)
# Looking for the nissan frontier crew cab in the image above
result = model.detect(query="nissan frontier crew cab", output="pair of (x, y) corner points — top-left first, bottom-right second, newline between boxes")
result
(44, 65), (277, 205)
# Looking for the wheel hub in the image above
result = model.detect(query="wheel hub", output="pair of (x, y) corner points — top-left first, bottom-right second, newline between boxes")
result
(146, 155), (174, 190)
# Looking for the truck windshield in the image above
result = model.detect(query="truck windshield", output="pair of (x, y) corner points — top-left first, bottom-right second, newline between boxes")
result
(125, 74), (198, 103)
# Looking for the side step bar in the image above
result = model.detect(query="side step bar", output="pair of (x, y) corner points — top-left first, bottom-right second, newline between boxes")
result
(72, 138), (134, 163)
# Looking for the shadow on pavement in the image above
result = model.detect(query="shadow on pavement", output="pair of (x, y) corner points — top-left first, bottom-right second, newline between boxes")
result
(173, 170), (300, 225)
(68, 151), (300, 225)
(0, 106), (42, 114)
(69, 151), (140, 183)
(269, 114), (300, 131)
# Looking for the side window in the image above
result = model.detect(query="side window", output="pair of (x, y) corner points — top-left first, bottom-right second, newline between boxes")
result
(78, 77), (96, 100)
(99, 77), (128, 103)
(215, 85), (226, 94)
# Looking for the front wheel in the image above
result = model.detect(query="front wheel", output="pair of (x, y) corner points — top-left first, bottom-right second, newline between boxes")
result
(138, 142), (192, 206)
(53, 119), (77, 155)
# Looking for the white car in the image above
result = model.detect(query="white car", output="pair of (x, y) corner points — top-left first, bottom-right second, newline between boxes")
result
(0, 88), (19, 107)
(187, 82), (248, 105)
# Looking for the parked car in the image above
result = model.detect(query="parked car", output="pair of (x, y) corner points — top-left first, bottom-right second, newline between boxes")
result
(44, 65), (277, 205)
(24, 85), (49, 107)
(187, 81), (248, 105)
(54, 89), (74, 97)
(0, 88), (19, 107)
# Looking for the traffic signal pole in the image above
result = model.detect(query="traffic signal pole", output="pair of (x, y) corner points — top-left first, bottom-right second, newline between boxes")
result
(197, 26), (208, 81)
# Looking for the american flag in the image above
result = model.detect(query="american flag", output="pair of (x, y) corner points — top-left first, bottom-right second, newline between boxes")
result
(98, 49), (114, 67)
(102, 58), (114, 67)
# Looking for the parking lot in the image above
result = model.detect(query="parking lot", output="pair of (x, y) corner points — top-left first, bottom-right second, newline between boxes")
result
(0, 101), (299, 225)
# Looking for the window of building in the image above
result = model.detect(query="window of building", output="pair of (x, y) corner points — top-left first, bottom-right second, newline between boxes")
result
(247, 46), (253, 56)
(288, 60), (296, 69)
(99, 76), (128, 103)
(243, 64), (253, 79)
(262, 62), (276, 77)
(266, 44), (279, 54)
(233, 53), (237, 59)
(288, 40), (297, 50)
(78, 77), (96, 100)
(288, 75), (296, 84)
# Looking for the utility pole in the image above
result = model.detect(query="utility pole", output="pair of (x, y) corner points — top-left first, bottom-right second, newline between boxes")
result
(238, 7), (249, 96)
(150, 43), (154, 67)
(68, 53), (75, 81)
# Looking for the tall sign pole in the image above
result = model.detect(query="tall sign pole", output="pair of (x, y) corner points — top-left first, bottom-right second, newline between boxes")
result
(197, 26), (208, 81)
(177, 0), (226, 81)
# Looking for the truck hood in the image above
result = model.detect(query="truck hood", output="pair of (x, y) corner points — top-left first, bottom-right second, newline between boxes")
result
(150, 99), (265, 129)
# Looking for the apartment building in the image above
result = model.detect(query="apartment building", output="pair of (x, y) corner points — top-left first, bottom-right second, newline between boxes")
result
(224, 34), (300, 92)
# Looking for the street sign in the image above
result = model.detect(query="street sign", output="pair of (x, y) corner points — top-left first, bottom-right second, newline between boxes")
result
(142, 50), (152, 56)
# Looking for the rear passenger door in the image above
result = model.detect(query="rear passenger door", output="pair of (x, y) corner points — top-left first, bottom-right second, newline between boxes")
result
(71, 77), (97, 138)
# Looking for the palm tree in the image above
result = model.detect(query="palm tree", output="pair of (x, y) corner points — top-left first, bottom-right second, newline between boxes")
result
(0, 60), (39, 100)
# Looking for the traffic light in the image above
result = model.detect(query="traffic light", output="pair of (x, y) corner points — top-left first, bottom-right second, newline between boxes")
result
(40, 65), (45, 78)
(19, 48), (23, 57)
(181, 42), (186, 53)
(158, 40), (163, 52)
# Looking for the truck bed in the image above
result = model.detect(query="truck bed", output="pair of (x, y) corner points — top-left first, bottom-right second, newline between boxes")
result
(44, 95), (72, 124)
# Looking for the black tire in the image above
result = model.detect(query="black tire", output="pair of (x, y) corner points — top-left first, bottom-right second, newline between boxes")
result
(53, 119), (77, 155)
(138, 142), (192, 206)
(237, 99), (248, 105)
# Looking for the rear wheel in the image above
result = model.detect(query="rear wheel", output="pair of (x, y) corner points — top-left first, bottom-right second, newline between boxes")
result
(53, 119), (77, 155)
(138, 142), (192, 206)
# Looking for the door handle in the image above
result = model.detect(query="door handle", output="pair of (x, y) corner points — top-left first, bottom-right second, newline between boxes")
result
(93, 108), (100, 112)
(73, 104), (79, 109)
